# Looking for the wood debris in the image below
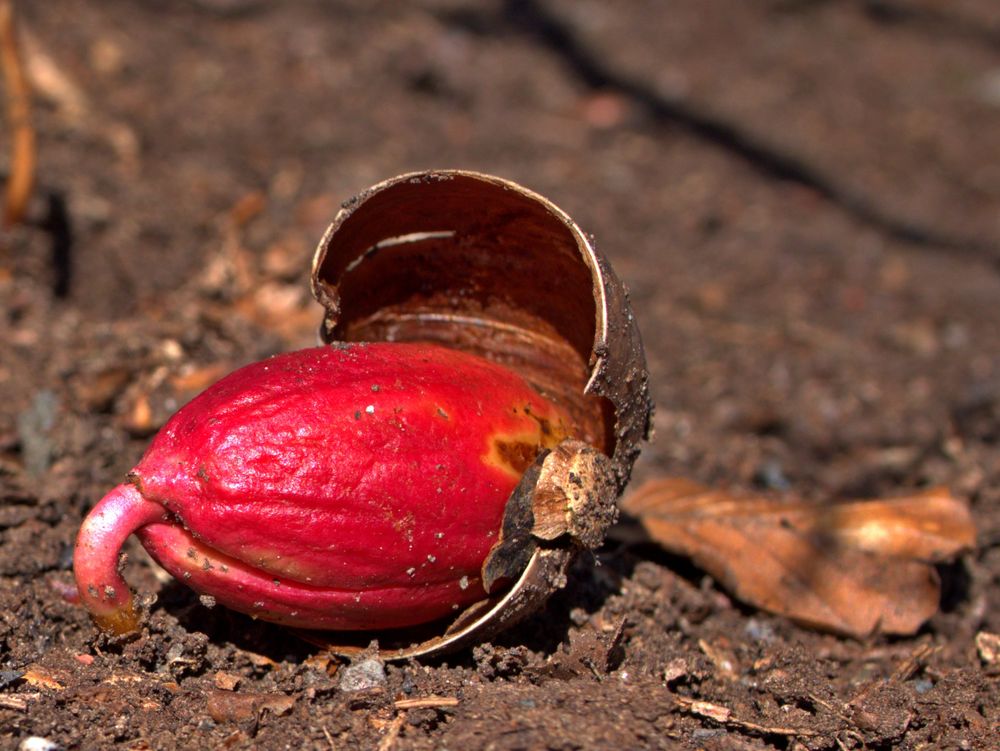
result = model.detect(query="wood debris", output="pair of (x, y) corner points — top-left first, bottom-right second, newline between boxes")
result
(214, 671), (242, 691)
(674, 695), (816, 737)
(206, 690), (296, 724)
(975, 631), (999, 666)
(393, 695), (460, 710)
(0, 0), (35, 228)
(0, 695), (28, 710)
(375, 713), (406, 751)
(697, 638), (739, 680)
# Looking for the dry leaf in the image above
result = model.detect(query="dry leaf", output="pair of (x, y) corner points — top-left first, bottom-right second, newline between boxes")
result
(169, 364), (229, 394)
(240, 650), (277, 669)
(621, 479), (975, 637)
(21, 666), (66, 691)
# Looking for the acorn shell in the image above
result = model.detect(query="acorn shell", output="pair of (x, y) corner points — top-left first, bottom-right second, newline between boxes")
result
(310, 170), (652, 658)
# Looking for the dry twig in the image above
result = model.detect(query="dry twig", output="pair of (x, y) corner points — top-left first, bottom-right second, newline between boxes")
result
(376, 713), (406, 751)
(0, 694), (34, 710)
(674, 695), (818, 738)
(0, 0), (35, 228)
(393, 695), (460, 710)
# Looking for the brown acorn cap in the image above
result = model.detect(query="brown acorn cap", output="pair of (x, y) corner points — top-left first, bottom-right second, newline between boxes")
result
(309, 170), (652, 659)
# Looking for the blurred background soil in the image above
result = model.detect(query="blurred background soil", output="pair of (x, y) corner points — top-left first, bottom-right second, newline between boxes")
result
(1, 1), (998, 748)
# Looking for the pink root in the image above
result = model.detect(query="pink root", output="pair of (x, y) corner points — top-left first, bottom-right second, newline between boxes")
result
(73, 483), (167, 635)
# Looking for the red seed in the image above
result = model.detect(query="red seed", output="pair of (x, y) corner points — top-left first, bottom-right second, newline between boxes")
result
(74, 343), (569, 634)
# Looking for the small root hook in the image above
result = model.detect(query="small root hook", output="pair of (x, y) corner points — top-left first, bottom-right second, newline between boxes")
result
(73, 483), (167, 635)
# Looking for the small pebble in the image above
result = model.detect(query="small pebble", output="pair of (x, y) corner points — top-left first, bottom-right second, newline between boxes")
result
(0, 670), (24, 690)
(19, 738), (61, 751)
(692, 728), (725, 740)
(401, 674), (415, 695)
(57, 544), (75, 571)
(17, 390), (59, 477)
(976, 68), (1000, 107)
(339, 658), (386, 692)
(753, 459), (790, 491)
(744, 618), (776, 643)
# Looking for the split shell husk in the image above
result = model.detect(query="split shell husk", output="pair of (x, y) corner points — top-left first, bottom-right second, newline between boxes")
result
(309, 170), (652, 659)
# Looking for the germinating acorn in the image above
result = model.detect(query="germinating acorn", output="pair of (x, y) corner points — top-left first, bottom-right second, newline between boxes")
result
(74, 342), (571, 635)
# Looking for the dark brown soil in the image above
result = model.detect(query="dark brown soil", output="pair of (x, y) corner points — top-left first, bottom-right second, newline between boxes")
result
(2, 1), (999, 749)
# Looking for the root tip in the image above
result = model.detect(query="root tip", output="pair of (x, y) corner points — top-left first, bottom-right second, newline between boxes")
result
(73, 482), (166, 635)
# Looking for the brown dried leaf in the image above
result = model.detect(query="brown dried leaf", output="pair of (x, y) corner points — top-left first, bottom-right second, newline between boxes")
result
(621, 479), (975, 637)
(22, 665), (67, 691)
(169, 364), (229, 394)
(240, 650), (277, 669)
